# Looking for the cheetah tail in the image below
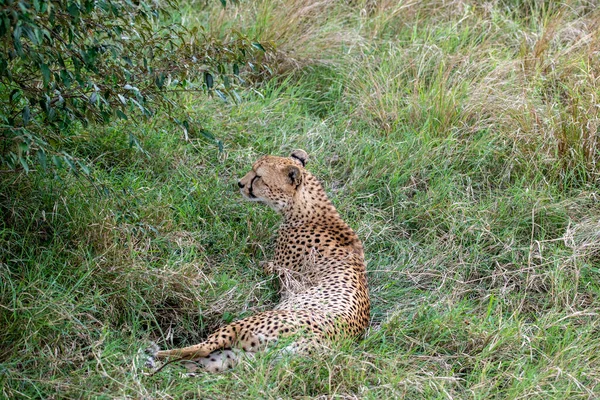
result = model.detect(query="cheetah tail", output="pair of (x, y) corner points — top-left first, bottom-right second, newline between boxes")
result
(154, 344), (213, 360)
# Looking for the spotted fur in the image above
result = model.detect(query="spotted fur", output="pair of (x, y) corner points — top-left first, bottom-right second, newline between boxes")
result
(153, 150), (370, 372)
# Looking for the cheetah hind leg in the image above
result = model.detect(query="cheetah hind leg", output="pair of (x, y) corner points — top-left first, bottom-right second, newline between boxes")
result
(182, 338), (318, 374)
(188, 337), (318, 374)
(183, 349), (244, 374)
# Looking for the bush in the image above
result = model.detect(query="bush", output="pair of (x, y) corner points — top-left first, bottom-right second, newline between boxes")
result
(0, 0), (269, 174)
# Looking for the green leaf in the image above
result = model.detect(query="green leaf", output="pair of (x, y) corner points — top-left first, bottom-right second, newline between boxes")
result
(130, 98), (146, 114)
(22, 106), (31, 126)
(204, 72), (214, 89)
(37, 149), (47, 170)
(13, 25), (23, 55)
(9, 89), (20, 103)
(40, 64), (51, 85)
(64, 156), (78, 175)
(101, 111), (111, 123)
(199, 128), (215, 140)
(252, 42), (266, 52)
(77, 160), (90, 175)
(24, 26), (41, 45)
(67, 3), (80, 18)
(13, 25), (22, 42)
(19, 156), (29, 173)
(155, 73), (165, 89)
(59, 70), (72, 88)
(52, 155), (63, 169)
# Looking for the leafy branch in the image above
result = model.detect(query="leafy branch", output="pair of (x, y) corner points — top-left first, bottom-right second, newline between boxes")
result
(0, 0), (272, 174)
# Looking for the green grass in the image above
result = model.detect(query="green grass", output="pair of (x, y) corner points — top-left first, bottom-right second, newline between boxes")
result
(1, 0), (600, 398)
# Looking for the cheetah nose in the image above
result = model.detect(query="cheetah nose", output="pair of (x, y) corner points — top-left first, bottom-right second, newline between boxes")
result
(237, 181), (244, 188)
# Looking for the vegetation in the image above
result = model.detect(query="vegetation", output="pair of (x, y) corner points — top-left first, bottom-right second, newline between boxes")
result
(0, 0), (269, 173)
(1, 0), (599, 398)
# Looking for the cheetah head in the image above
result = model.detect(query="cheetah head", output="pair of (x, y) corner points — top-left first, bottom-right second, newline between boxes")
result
(238, 150), (309, 212)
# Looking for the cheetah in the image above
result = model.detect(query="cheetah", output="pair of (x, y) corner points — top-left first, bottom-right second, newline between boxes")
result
(151, 150), (370, 372)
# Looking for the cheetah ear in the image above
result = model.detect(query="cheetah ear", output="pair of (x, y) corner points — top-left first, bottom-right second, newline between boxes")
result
(290, 149), (308, 167)
(286, 165), (303, 187)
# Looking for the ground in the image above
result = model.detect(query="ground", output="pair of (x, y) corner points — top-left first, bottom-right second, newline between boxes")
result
(1, 1), (599, 398)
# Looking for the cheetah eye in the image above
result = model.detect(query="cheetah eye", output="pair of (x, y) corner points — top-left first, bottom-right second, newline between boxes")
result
(251, 175), (261, 186)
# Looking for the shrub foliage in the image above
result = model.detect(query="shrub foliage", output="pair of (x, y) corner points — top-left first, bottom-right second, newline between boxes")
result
(0, 0), (267, 174)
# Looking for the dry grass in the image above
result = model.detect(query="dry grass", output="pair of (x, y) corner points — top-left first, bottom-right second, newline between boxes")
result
(344, 0), (600, 180)
(190, 0), (364, 75)
(465, 5), (600, 181)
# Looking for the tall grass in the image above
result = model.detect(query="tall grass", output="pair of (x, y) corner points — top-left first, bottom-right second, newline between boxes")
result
(1, 0), (599, 398)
